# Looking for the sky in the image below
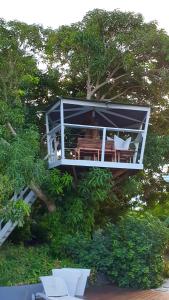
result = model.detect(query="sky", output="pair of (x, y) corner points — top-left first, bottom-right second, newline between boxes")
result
(1, 0), (169, 33)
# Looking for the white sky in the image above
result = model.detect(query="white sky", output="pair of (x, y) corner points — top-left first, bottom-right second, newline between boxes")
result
(1, 0), (169, 33)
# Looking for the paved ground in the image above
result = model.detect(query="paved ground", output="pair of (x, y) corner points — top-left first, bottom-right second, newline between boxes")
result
(86, 285), (169, 300)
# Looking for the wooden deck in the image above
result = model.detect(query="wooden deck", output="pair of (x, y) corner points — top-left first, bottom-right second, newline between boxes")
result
(86, 285), (169, 300)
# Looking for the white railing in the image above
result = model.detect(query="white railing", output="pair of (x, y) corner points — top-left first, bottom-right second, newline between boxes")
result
(47, 123), (144, 166)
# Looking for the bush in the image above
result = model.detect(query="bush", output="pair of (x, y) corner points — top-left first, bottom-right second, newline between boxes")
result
(0, 244), (55, 286)
(0, 243), (76, 286)
(163, 258), (169, 278)
(31, 211), (63, 244)
(107, 213), (169, 288)
(56, 213), (169, 289)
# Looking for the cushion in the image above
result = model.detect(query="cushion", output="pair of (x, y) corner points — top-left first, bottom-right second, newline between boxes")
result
(63, 268), (90, 296)
(114, 135), (124, 150)
(40, 276), (68, 297)
(123, 137), (131, 150)
(52, 269), (81, 296)
(107, 136), (114, 141)
(114, 135), (131, 150)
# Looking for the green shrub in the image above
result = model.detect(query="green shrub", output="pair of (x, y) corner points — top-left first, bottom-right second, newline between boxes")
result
(0, 244), (54, 286)
(163, 258), (169, 278)
(0, 244), (75, 286)
(10, 219), (32, 243)
(0, 199), (30, 226)
(56, 213), (169, 289)
(31, 211), (64, 244)
(106, 213), (169, 288)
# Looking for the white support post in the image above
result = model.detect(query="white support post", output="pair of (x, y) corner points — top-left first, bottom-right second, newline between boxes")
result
(101, 128), (106, 162)
(45, 114), (51, 161)
(60, 101), (65, 159)
(139, 109), (150, 164)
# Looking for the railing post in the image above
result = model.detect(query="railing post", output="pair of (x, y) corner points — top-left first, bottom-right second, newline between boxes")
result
(101, 128), (106, 162)
(60, 100), (65, 159)
(139, 109), (150, 164)
(46, 114), (51, 162)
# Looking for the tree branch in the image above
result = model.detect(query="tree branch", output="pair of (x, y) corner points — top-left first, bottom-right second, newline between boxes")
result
(7, 122), (17, 136)
(30, 182), (56, 212)
(87, 71), (127, 100)
(108, 85), (140, 101)
(86, 69), (92, 99)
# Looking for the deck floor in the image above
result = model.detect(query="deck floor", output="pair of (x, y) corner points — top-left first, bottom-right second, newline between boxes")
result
(86, 285), (169, 300)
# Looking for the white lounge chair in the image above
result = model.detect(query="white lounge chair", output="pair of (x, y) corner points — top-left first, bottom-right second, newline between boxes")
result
(32, 276), (81, 300)
(52, 268), (90, 297)
(52, 269), (81, 297)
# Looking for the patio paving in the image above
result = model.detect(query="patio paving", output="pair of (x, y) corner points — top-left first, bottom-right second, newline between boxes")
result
(86, 285), (169, 300)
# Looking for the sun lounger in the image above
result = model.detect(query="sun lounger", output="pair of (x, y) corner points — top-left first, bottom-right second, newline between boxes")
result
(32, 276), (81, 300)
(52, 268), (90, 297)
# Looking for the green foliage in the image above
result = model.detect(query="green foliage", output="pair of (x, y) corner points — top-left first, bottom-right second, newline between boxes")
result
(10, 220), (32, 243)
(56, 213), (169, 289)
(163, 258), (169, 278)
(4, 127), (45, 191)
(61, 195), (94, 236)
(79, 168), (113, 204)
(46, 9), (169, 107)
(42, 169), (73, 198)
(107, 213), (169, 288)
(0, 244), (76, 286)
(0, 175), (13, 206)
(144, 132), (169, 171)
(0, 199), (30, 226)
(32, 211), (63, 244)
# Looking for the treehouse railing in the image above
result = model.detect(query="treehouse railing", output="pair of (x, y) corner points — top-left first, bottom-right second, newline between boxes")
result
(47, 123), (144, 167)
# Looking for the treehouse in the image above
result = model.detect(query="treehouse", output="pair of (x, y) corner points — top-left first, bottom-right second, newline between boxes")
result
(46, 98), (150, 176)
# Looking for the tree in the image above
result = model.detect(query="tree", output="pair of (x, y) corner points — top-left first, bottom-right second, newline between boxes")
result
(1, 9), (169, 228)
(45, 9), (169, 107)
(44, 9), (169, 209)
(0, 19), (64, 216)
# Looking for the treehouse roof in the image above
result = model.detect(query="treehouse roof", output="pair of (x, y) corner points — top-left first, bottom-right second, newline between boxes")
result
(47, 97), (150, 129)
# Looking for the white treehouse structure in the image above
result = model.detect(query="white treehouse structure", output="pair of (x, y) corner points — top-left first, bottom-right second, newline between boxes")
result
(46, 98), (150, 176)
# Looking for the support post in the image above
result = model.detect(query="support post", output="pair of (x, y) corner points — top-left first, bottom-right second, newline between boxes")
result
(60, 100), (65, 159)
(46, 114), (51, 161)
(101, 128), (106, 162)
(139, 109), (150, 164)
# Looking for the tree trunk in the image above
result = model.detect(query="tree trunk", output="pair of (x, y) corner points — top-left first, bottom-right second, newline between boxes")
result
(30, 182), (56, 212)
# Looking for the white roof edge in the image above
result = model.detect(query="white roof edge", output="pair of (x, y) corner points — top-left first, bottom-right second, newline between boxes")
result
(61, 98), (150, 112)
